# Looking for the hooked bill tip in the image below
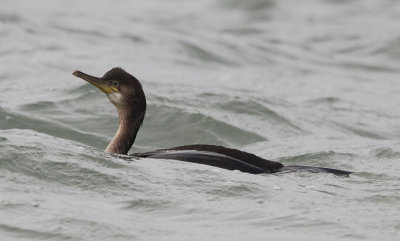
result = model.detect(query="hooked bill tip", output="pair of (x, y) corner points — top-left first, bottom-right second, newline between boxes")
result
(72, 70), (82, 77)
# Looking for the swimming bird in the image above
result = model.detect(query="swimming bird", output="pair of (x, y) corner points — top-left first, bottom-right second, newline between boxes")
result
(73, 68), (351, 176)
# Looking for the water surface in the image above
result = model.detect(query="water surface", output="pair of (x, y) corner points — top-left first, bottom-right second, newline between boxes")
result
(1, 0), (400, 240)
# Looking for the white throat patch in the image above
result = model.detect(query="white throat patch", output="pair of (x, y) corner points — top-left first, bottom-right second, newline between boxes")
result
(107, 92), (122, 106)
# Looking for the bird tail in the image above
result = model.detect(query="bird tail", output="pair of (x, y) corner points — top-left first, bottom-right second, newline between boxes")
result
(280, 165), (352, 176)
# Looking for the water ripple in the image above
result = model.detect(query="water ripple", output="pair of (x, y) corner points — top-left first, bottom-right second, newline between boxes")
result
(1, 0), (400, 240)
(178, 40), (238, 66)
(0, 224), (73, 241)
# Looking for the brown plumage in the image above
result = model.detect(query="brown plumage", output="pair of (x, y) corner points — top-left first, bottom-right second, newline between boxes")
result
(73, 68), (352, 176)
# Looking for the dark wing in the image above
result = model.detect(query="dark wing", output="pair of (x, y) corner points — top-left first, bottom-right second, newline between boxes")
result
(131, 144), (283, 173)
(281, 165), (352, 176)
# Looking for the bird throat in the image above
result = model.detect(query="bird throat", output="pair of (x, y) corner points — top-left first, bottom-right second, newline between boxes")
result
(106, 107), (144, 155)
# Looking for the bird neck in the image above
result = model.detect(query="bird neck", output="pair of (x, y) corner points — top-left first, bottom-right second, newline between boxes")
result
(106, 108), (143, 155)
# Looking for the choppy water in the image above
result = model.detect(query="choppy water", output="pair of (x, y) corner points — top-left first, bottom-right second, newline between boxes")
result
(1, 0), (400, 240)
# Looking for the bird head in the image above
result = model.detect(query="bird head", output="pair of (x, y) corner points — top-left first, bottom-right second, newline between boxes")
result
(73, 67), (146, 116)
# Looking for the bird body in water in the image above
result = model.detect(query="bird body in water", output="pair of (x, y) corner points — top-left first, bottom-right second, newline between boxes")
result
(73, 68), (352, 176)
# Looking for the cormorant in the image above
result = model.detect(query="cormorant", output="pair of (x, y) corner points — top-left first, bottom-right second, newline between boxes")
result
(73, 68), (351, 176)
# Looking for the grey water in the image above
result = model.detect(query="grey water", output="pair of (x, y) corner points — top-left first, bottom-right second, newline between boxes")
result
(1, 0), (400, 240)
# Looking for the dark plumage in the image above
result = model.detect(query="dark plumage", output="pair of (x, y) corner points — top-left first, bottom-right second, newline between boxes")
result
(73, 68), (352, 176)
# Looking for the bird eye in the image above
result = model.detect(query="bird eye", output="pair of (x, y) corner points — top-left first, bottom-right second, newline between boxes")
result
(112, 81), (119, 87)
